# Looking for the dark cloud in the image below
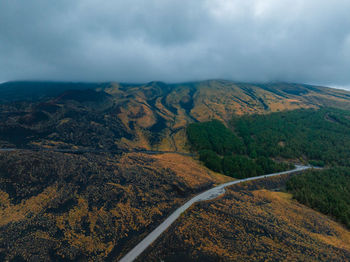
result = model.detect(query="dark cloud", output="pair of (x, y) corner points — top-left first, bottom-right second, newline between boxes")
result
(0, 0), (350, 86)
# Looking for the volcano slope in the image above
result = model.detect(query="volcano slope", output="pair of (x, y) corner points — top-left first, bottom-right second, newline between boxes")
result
(2, 80), (350, 152)
(139, 174), (350, 262)
(1, 80), (350, 261)
(0, 150), (230, 261)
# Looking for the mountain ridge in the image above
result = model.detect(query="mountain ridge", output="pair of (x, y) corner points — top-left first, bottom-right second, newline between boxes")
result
(2, 80), (350, 152)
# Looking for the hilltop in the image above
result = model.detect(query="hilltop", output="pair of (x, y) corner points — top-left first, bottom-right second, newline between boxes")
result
(1, 80), (350, 151)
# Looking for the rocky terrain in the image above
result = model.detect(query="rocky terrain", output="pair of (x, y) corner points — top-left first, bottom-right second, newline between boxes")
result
(140, 175), (350, 262)
(0, 150), (229, 261)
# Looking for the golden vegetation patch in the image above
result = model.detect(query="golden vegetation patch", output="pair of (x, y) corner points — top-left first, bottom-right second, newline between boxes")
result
(151, 153), (233, 187)
(1, 150), (233, 261)
(142, 177), (350, 261)
(0, 186), (58, 226)
(55, 197), (114, 257)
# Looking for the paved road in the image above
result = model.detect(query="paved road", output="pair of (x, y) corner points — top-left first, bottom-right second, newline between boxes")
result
(118, 165), (311, 262)
(0, 148), (310, 261)
(0, 148), (16, 152)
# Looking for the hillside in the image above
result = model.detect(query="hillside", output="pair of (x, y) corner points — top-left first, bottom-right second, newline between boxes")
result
(0, 150), (229, 261)
(1, 80), (350, 151)
(1, 80), (350, 261)
(140, 174), (350, 261)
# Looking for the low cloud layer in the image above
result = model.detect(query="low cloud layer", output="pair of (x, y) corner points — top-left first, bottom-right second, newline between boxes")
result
(1, 0), (350, 86)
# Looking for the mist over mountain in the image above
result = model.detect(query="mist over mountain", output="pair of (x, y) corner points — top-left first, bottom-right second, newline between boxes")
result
(1, 1), (350, 86)
(1, 1), (350, 261)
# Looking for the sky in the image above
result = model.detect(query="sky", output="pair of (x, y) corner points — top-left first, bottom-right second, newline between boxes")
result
(1, 0), (350, 88)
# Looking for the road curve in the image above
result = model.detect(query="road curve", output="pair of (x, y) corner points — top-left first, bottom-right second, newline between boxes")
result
(118, 165), (311, 262)
(0, 148), (310, 261)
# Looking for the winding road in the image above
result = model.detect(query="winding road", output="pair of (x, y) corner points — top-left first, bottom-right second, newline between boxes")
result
(0, 148), (311, 261)
(119, 165), (311, 262)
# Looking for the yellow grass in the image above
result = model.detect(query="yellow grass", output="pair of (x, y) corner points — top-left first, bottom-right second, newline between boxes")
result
(0, 186), (58, 226)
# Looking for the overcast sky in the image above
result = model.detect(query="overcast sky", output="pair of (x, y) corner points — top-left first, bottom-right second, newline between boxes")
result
(0, 0), (350, 87)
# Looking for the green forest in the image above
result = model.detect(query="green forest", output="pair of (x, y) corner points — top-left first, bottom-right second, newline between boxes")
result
(187, 120), (292, 179)
(188, 108), (350, 171)
(187, 108), (350, 228)
(231, 107), (350, 167)
(287, 167), (350, 228)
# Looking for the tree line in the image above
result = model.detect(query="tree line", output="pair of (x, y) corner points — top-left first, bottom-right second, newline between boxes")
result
(187, 120), (292, 179)
(287, 167), (350, 228)
(231, 108), (350, 167)
(187, 107), (350, 228)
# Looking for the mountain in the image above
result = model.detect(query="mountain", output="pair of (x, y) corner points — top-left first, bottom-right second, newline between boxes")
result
(1, 80), (350, 261)
(1, 80), (350, 151)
